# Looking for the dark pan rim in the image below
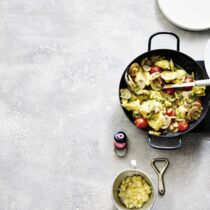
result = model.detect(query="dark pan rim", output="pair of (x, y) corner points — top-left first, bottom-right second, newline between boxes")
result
(119, 49), (210, 138)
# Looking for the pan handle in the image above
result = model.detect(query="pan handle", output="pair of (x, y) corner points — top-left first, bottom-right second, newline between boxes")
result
(148, 32), (180, 52)
(147, 135), (182, 150)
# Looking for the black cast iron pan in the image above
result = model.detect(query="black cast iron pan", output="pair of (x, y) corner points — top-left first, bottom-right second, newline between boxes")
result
(119, 32), (210, 149)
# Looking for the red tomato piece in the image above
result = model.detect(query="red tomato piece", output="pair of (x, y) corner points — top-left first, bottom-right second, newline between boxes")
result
(134, 118), (148, 129)
(164, 88), (175, 95)
(178, 121), (189, 132)
(166, 108), (176, 116)
(150, 66), (162, 74)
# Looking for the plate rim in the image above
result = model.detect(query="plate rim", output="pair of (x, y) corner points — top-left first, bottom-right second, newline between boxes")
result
(157, 0), (210, 31)
(204, 38), (210, 77)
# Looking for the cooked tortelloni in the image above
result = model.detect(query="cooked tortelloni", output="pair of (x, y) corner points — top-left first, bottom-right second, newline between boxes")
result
(121, 56), (206, 135)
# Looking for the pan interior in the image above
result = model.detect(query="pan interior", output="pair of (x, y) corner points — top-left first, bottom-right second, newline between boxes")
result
(119, 49), (210, 137)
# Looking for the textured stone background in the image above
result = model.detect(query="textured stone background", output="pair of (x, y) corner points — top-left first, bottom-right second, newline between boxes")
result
(0, 0), (210, 209)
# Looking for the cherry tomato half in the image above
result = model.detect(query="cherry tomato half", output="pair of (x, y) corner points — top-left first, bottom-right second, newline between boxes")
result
(184, 77), (193, 90)
(150, 66), (162, 74)
(178, 121), (189, 132)
(134, 118), (148, 129)
(166, 108), (176, 116)
(164, 88), (175, 95)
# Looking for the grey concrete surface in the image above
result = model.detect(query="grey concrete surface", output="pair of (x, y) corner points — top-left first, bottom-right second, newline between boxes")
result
(0, 0), (210, 209)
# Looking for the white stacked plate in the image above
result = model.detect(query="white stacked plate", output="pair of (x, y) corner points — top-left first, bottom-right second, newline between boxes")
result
(157, 0), (210, 31)
(204, 38), (210, 77)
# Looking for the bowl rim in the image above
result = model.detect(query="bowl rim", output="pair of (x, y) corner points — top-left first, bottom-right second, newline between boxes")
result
(112, 168), (156, 210)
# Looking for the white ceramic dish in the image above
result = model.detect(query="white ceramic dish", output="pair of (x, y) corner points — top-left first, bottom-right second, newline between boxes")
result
(204, 38), (210, 77)
(157, 0), (210, 31)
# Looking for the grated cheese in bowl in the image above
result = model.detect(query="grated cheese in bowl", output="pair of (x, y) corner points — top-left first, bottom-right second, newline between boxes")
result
(118, 175), (151, 209)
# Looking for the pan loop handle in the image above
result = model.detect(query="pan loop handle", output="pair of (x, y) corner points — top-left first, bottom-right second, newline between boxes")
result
(147, 135), (182, 150)
(148, 32), (180, 52)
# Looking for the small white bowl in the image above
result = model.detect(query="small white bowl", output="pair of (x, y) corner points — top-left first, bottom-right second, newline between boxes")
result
(112, 160), (155, 210)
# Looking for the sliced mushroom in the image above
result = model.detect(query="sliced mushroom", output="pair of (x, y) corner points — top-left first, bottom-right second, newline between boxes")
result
(169, 124), (174, 131)
(141, 57), (152, 67)
(171, 121), (178, 128)
(141, 57), (150, 67)
(161, 115), (172, 129)
(127, 75), (136, 88)
(177, 118), (186, 122)
(130, 63), (140, 69)
(145, 59), (152, 66)
(134, 74), (146, 90)
(173, 128), (179, 133)
(192, 101), (202, 108)
(142, 65), (151, 72)
(150, 78), (162, 91)
(187, 106), (202, 121)
(129, 67), (139, 77)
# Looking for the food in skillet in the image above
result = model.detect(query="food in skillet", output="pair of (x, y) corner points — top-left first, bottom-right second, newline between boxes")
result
(118, 175), (151, 209)
(120, 56), (206, 136)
